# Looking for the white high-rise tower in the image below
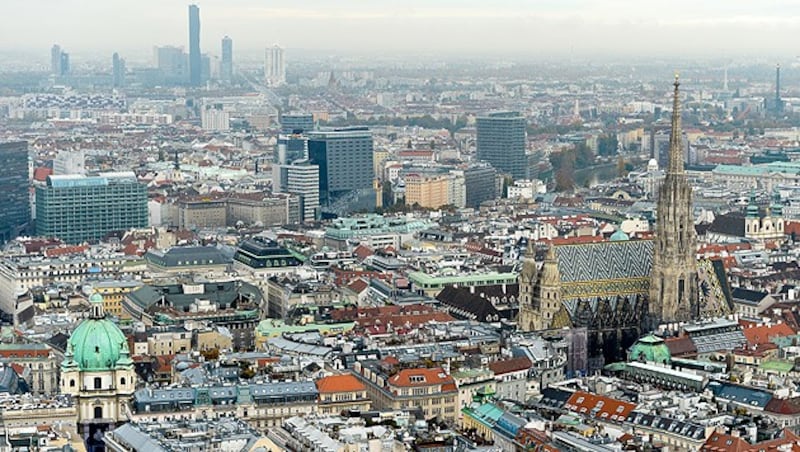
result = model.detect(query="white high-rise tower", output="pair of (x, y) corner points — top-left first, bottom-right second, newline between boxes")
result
(265, 44), (286, 86)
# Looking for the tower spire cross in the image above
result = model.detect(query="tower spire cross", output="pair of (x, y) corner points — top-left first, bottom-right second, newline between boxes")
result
(668, 73), (684, 175)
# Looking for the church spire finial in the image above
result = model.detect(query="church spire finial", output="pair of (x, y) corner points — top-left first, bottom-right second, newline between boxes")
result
(669, 73), (684, 175)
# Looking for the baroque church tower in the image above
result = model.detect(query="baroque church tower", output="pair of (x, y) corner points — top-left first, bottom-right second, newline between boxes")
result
(649, 75), (699, 325)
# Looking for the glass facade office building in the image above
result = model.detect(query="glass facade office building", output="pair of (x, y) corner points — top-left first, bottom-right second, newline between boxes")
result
(36, 172), (147, 244)
(476, 111), (528, 180)
(308, 127), (374, 212)
(0, 141), (31, 243)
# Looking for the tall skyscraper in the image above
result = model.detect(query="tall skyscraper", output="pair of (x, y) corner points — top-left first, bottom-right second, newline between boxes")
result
(221, 36), (233, 81)
(264, 44), (286, 86)
(649, 75), (699, 325)
(308, 128), (374, 212)
(112, 52), (126, 87)
(775, 63), (783, 114)
(36, 172), (148, 244)
(50, 45), (62, 75)
(188, 4), (201, 86)
(476, 111), (528, 180)
(0, 142), (31, 243)
(60, 52), (70, 76)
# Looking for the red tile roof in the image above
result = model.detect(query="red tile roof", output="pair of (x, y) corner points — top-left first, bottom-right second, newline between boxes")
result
(352, 245), (374, 261)
(44, 245), (88, 257)
(702, 429), (800, 451)
(316, 374), (366, 393)
(766, 397), (800, 415)
(742, 323), (794, 346)
(346, 279), (369, 294)
(488, 357), (532, 375)
(389, 367), (454, 388)
(33, 167), (52, 182)
(664, 336), (697, 357)
(564, 391), (636, 422)
(0, 348), (50, 358)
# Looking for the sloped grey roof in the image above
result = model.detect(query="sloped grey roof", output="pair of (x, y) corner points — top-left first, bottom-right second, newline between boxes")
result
(106, 423), (167, 452)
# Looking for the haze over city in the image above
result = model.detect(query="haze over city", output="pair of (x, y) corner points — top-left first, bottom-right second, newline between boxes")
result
(4, 0), (800, 58)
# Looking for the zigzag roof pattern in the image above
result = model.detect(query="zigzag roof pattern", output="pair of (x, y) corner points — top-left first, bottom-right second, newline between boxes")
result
(555, 240), (653, 283)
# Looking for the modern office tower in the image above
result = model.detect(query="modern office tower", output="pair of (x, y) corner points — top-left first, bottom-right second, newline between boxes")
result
(775, 63), (783, 114)
(188, 4), (201, 86)
(155, 46), (188, 83)
(0, 142), (31, 243)
(201, 53), (211, 82)
(476, 111), (527, 180)
(53, 149), (86, 175)
(50, 45), (62, 75)
(112, 52), (126, 87)
(286, 161), (320, 223)
(273, 133), (308, 192)
(264, 44), (286, 86)
(221, 36), (233, 81)
(280, 113), (314, 133)
(462, 163), (498, 208)
(308, 128), (375, 212)
(36, 172), (148, 244)
(59, 52), (70, 76)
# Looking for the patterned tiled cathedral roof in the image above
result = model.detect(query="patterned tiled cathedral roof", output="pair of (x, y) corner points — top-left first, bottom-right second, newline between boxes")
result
(555, 240), (653, 284)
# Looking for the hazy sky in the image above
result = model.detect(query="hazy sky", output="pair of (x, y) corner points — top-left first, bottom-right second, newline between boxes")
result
(3, 0), (800, 59)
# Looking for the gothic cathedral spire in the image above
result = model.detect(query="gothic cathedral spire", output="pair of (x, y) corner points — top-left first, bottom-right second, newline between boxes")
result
(649, 75), (699, 326)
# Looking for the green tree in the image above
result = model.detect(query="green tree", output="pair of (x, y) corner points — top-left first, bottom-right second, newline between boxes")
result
(597, 133), (619, 156)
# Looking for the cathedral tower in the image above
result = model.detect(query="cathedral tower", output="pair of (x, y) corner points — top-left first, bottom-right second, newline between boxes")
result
(517, 240), (538, 330)
(649, 75), (699, 325)
(519, 244), (560, 331)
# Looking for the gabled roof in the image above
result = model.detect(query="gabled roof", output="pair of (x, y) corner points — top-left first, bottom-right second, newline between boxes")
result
(564, 391), (636, 421)
(436, 286), (502, 322)
(346, 279), (369, 294)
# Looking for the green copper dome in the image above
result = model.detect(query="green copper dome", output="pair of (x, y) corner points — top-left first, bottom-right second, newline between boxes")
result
(610, 229), (629, 241)
(628, 334), (671, 365)
(64, 316), (129, 372)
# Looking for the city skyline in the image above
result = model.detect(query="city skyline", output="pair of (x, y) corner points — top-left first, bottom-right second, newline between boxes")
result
(5, 0), (800, 58)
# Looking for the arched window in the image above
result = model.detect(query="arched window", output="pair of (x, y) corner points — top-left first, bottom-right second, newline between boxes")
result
(69, 379), (75, 388)
(120, 377), (126, 386)
(94, 377), (102, 389)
